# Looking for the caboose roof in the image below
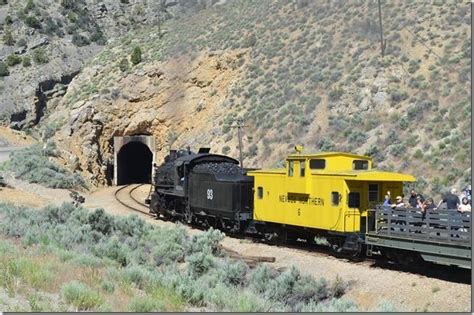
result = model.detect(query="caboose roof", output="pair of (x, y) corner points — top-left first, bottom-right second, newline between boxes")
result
(310, 170), (416, 182)
(286, 151), (371, 160)
(248, 168), (415, 181)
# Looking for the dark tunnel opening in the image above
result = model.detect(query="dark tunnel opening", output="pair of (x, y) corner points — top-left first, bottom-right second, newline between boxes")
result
(117, 142), (152, 185)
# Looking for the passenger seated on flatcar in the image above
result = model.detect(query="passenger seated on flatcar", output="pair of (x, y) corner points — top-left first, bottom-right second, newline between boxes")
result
(408, 189), (424, 208)
(415, 196), (424, 209)
(409, 196), (426, 233)
(423, 198), (436, 211)
(390, 196), (408, 231)
(391, 196), (406, 209)
(383, 191), (391, 207)
(458, 197), (471, 213)
(459, 186), (471, 206)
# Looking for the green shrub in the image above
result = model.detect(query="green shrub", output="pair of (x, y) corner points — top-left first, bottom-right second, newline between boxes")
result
(16, 38), (27, 47)
(93, 236), (130, 266)
(90, 29), (106, 45)
(6, 53), (21, 67)
(188, 227), (225, 255)
(347, 130), (367, 146)
(123, 265), (150, 289)
(407, 59), (420, 73)
(6, 144), (85, 188)
(413, 149), (423, 159)
(316, 137), (335, 151)
(87, 208), (114, 235)
(265, 266), (300, 301)
(119, 58), (129, 72)
(390, 144), (404, 157)
(149, 226), (188, 265)
(131, 46), (142, 65)
(243, 33), (257, 48)
(376, 301), (397, 312)
(249, 264), (275, 294)
(61, 281), (104, 311)
(390, 89), (408, 103)
(24, 0), (35, 13)
(128, 296), (164, 312)
(71, 254), (103, 267)
(221, 146), (231, 154)
(221, 260), (248, 286)
(328, 88), (343, 101)
(25, 16), (41, 29)
(233, 292), (268, 312)
(5, 14), (12, 24)
(32, 48), (49, 64)
(72, 34), (90, 47)
(301, 298), (358, 312)
(186, 253), (215, 277)
(0, 62), (10, 77)
(248, 144), (258, 157)
(101, 281), (115, 293)
(3, 28), (14, 46)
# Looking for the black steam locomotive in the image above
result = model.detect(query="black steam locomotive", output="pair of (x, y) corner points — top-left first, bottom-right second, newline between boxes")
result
(149, 148), (254, 233)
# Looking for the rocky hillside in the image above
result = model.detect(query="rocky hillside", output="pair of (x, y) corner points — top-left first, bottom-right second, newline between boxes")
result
(4, 0), (472, 196)
(0, 0), (221, 128)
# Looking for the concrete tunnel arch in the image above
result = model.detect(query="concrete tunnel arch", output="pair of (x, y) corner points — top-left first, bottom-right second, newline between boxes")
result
(113, 136), (156, 185)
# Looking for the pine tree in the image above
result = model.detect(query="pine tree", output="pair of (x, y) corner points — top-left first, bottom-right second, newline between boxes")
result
(131, 46), (142, 65)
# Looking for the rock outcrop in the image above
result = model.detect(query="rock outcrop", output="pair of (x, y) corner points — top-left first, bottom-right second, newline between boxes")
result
(48, 49), (247, 185)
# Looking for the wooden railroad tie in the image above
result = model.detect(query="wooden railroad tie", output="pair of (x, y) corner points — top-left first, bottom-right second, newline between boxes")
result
(218, 245), (276, 263)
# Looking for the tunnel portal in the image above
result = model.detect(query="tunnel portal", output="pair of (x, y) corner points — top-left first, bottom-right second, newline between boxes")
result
(114, 136), (156, 185)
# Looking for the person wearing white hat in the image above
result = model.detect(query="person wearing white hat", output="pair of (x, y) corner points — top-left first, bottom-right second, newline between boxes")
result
(391, 195), (405, 209)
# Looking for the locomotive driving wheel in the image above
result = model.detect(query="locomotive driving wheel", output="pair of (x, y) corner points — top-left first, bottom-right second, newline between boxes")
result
(184, 205), (193, 224)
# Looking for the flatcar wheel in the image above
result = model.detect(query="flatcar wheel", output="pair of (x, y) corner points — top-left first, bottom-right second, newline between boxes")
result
(394, 250), (421, 266)
(347, 243), (364, 262)
(328, 238), (344, 257)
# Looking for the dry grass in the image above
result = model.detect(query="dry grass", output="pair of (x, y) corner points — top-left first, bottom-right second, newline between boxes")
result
(0, 236), (183, 311)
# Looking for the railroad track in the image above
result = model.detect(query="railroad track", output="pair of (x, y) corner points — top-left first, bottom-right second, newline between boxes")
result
(114, 184), (153, 216)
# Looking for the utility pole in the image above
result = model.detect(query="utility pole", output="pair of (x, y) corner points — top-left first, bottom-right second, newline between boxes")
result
(237, 123), (244, 173)
(377, 0), (386, 57)
(230, 120), (245, 174)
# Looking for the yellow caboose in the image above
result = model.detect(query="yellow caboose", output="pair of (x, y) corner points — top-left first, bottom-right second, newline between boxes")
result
(247, 150), (415, 252)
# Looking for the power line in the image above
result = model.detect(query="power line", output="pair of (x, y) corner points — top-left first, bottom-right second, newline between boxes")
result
(400, 23), (467, 77)
(377, 4), (468, 79)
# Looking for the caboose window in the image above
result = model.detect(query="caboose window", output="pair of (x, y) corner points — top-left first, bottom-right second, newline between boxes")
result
(288, 161), (294, 177)
(257, 187), (263, 199)
(353, 160), (368, 170)
(368, 184), (378, 202)
(299, 160), (305, 177)
(331, 192), (339, 206)
(348, 192), (360, 208)
(309, 159), (326, 169)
